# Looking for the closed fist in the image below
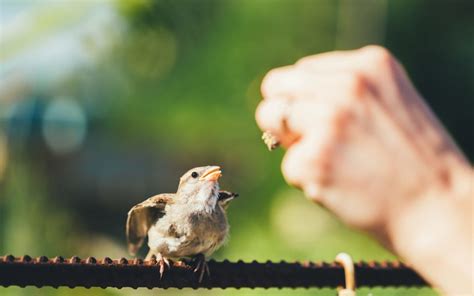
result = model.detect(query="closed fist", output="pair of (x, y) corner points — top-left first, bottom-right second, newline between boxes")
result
(256, 45), (466, 238)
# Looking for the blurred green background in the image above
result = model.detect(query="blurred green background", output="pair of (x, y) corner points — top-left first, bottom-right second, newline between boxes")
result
(0, 0), (472, 295)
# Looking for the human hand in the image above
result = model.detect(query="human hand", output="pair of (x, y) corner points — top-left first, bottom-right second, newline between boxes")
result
(256, 45), (472, 293)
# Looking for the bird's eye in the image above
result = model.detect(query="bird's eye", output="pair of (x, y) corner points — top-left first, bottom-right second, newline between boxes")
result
(191, 172), (199, 178)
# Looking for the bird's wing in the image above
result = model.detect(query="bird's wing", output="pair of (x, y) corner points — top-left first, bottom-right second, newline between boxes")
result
(126, 193), (174, 256)
(218, 190), (239, 210)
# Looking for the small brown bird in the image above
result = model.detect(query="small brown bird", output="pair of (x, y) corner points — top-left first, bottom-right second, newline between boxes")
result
(126, 165), (238, 281)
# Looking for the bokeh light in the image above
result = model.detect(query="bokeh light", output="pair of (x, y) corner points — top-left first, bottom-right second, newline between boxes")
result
(0, 1), (471, 295)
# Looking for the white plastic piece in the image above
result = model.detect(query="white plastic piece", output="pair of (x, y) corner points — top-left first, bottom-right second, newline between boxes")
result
(335, 252), (356, 296)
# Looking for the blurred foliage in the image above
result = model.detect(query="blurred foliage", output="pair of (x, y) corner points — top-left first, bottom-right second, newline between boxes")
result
(1, 0), (472, 295)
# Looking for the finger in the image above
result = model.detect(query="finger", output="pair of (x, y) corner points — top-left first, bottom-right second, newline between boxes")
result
(257, 87), (347, 131)
(286, 99), (343, 133)
(257, 92), (347, 150)
(295, 49), (362, 73)
(295, 46), (395, 74)
(262, 65), (368, 102)
(255, 96), (291, 134)
(255, 97), (299, 147)
(281, 131), (334, 193)
(295, 46), (405, 105)
(260, 66), (309, 99)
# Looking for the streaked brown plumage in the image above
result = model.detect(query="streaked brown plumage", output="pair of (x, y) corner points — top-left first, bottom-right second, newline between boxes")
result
(126, 166), (237, 281)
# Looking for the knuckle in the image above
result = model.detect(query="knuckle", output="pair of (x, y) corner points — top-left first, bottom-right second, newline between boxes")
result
(255, 101), (269, 128)
(295, 55), (317, 66)
(361, 44), (390, 57)
(361, 45), (394, 68)
(260, 67), (291, 96)
(281, 151), (302, 187)
(330, 107), (354, 132)
(341, 72), (368, 99)
(281, 147), (313, 188)
(255, 100), (282, 131)
(303, 183), (325, 204)
(281, 138), (331, 188)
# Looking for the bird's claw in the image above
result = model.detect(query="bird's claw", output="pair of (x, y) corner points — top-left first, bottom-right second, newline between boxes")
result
(154, 254), (171, 279)
(193, 254), (210, 283)
(159, 258), (170, 279)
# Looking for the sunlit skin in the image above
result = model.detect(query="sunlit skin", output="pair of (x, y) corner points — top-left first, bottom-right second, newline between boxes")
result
(256, 45), (472, 295)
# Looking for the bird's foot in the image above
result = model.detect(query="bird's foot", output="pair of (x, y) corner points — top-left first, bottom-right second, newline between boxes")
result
(155, 254), (171, 279)
(192, 253), (210, 283)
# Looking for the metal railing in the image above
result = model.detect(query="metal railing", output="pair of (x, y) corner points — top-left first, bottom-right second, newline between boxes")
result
(0, 255), (427, 289)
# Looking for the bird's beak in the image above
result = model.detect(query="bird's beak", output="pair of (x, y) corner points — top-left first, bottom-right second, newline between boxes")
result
(200, 166), (222, 181)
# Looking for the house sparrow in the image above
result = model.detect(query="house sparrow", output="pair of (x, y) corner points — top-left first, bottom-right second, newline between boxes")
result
(126, 165), (238, 282)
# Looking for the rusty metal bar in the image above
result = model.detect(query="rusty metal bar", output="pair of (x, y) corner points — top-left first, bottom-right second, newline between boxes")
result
(0, 255), (428, 289)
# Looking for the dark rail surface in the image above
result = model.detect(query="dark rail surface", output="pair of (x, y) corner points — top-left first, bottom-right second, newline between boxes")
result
(0, 255), (428, 289)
